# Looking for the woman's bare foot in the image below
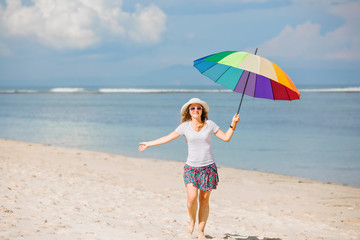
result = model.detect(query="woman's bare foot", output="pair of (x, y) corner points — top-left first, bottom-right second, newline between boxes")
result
(198, 231), (206, 239)
(186, 221), (195, 234)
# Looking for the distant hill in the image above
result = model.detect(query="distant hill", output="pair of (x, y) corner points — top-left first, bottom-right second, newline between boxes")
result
(0, 64), (218, 89)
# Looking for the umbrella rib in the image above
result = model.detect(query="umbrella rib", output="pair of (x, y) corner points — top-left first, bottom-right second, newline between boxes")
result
(270, 80), (275, 100)
(194, 61), (217, 74)
(214, 66), (232, 83)
(252, 74), (257, 97)
(284, 85), (291, 100)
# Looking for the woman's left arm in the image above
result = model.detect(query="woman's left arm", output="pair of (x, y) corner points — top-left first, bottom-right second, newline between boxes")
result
(214, 113), (240, 142)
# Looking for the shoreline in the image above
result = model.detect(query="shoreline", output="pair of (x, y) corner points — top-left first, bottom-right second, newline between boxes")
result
(1, 138), (359, 239)
(2, 137), (357, 189)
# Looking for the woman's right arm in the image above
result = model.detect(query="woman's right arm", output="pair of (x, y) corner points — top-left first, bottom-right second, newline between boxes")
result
(138, 131), (181, 151)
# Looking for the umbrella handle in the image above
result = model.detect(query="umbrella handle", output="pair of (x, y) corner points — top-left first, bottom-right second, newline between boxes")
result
(236, 48), (258, 114)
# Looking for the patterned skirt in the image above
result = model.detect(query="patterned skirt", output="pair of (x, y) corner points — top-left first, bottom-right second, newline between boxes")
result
(183, 163), (219, 191)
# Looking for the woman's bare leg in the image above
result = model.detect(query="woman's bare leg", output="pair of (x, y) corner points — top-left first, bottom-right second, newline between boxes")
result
(198, 190), (211, 239)
(186, 183), (198, 234)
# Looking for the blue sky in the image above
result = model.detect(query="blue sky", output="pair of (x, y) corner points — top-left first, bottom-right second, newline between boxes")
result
(0, 0), (359, 88)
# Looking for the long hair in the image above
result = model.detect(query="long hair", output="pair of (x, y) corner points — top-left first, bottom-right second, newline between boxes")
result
(180, 105), (208, 124)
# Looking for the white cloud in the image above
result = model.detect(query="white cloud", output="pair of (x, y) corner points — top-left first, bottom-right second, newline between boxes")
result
(127, 4), (166, 43)
(0, 0), (166, 49)
(259, 1), (360, 60)
(325, 1), (360, 59)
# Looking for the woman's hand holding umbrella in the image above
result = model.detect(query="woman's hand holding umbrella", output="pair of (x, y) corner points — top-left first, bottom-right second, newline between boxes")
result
(213, 113), (240, 142)
(231, 113), (240, 130)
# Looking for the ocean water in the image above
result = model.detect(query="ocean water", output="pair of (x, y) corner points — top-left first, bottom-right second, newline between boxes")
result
(0, 87), (359, 187)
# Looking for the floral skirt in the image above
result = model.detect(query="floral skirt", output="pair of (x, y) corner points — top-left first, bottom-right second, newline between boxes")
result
(183, 163), (219, 191)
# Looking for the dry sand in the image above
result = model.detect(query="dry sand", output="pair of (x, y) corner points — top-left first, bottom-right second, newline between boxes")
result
(0, 138), (359, 240)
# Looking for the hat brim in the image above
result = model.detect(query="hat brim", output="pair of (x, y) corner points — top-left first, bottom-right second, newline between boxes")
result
(181, 98), (209, 115)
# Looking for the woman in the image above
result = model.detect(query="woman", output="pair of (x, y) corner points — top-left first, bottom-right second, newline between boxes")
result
(138, 98), (240, 239)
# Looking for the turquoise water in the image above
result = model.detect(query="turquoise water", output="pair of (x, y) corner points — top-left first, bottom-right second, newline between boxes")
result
(0, 88), (359, 187)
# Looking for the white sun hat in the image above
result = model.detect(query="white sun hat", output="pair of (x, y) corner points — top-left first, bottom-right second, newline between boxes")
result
(180, 98), (209, 115)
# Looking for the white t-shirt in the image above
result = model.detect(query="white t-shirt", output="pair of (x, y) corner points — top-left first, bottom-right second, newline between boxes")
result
(175, 120), (220, 167)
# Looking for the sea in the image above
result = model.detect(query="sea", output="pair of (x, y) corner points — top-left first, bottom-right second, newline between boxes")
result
(1, 85), (359, 187)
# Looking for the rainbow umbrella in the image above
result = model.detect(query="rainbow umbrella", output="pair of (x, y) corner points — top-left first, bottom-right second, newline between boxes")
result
(193, 49), (300, 113)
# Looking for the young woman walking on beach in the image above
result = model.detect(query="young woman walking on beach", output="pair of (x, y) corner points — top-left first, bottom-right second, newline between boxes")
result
(138, 98), (239, 239)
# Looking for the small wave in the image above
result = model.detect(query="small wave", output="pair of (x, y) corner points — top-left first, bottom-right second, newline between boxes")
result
(50, 88), (85, 93)
(0, 88), (230, 94)
(299, 87), (360, 93)
(98, 88), (231, 93)
(0, 90), (38, 94)
(0, 90), (16, 94)
(2, 87), (359, 94)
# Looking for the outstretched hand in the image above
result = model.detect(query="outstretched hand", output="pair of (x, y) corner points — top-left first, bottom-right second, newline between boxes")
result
(138, 142), (149, 152)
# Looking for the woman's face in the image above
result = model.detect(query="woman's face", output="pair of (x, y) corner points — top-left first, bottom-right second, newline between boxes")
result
(189, 103), (203, 119)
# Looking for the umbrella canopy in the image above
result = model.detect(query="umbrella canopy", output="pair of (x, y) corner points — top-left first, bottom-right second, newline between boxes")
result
(193, 51), (301, 102)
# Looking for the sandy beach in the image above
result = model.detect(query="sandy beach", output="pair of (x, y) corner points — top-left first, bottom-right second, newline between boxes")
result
(0, 138), (359, 240)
